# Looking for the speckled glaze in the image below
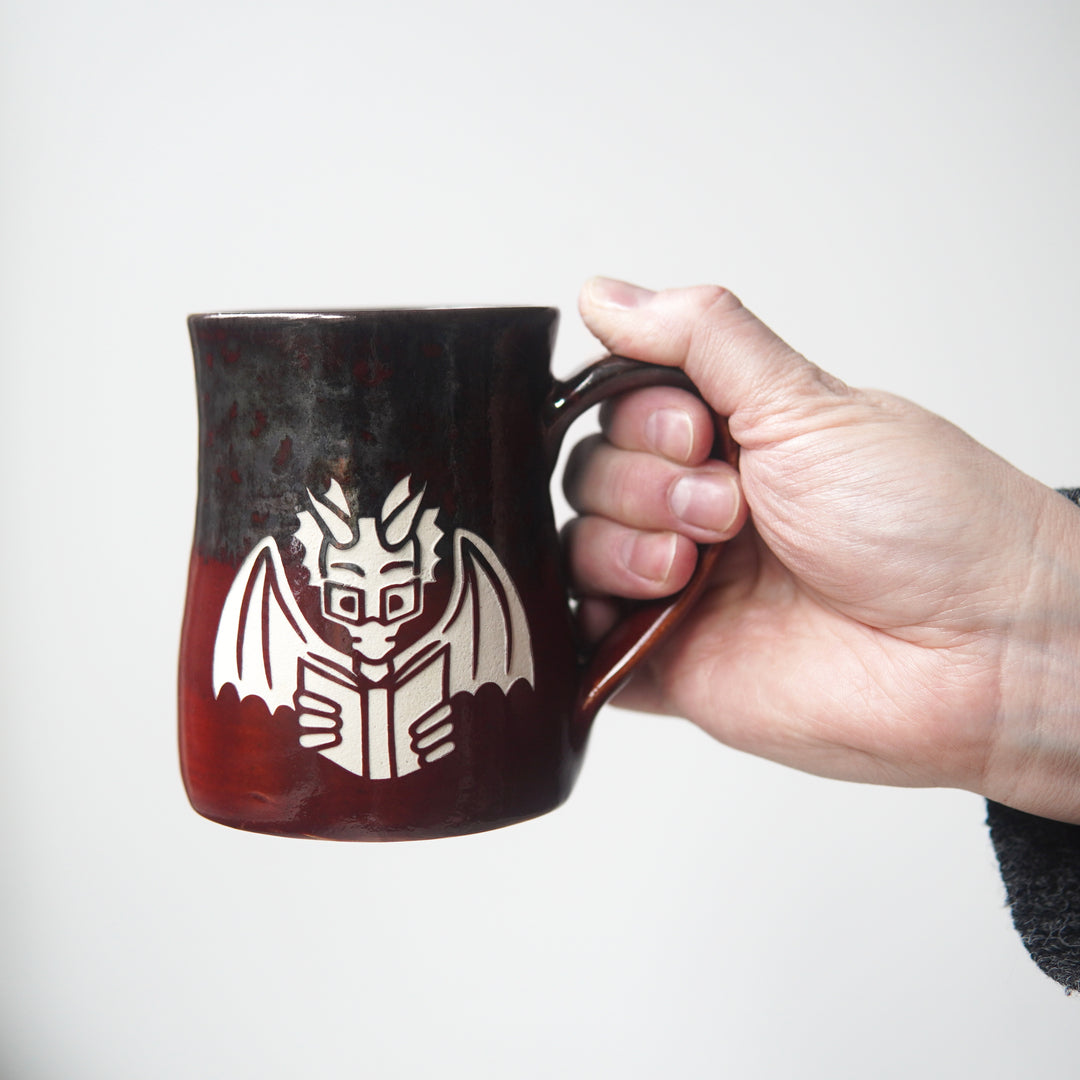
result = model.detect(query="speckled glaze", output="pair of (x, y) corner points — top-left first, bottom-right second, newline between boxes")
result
(179, 308), (732, 841)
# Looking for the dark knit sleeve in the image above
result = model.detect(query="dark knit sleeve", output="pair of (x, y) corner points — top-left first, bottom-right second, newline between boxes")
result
(985, 487), (1080, 991)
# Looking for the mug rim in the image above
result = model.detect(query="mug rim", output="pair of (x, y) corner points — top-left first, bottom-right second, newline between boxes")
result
(188, 306), (559, 322)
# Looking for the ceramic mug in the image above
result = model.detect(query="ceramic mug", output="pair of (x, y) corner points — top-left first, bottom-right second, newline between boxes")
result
(179, 307), (735, 840)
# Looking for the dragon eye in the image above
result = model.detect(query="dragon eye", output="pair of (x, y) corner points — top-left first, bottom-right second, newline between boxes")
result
(324, 583), (363, 624)
(383, 583), (417, 621)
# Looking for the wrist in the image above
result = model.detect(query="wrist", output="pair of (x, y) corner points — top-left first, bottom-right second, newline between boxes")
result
(985, 486), (1080, 822)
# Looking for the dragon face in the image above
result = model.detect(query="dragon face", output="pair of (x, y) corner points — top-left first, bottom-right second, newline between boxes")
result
(295, 476), (442, 663)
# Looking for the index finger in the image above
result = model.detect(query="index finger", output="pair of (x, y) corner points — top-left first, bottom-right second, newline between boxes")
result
(598, 385), (717, 466)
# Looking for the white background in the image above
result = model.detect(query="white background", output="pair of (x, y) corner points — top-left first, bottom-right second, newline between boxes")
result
(3, 1), (1079, 1076)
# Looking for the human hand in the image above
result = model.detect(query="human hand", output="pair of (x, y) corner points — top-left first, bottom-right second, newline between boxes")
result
(564, 278), (1080, 822)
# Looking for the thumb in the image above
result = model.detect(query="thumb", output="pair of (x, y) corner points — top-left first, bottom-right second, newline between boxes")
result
(579, 278), (848, 424)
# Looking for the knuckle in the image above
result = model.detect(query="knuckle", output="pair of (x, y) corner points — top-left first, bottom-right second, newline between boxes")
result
(689, 292), (743, 361)
(606, 458), (641, 519)
(695, 284), (742, 317)
(566, 517), (619, 596)
(562, 434), (605, 502)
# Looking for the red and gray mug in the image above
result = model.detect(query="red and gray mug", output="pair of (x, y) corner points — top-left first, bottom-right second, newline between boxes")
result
(179, 307), (734, 840)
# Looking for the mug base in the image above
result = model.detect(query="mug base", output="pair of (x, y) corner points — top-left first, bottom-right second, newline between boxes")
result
(185, 795), (571, 842)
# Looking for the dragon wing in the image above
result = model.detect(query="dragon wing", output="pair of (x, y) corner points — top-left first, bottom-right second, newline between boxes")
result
(397, 529), (534, 695)
(212, 537), (353, 712)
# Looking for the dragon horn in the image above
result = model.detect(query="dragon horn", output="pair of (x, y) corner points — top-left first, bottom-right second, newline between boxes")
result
(323, 478), (350, 515)
(306, 487), (354, 545)
(382, 478), (425, 547)
(381, 475), (413, 520)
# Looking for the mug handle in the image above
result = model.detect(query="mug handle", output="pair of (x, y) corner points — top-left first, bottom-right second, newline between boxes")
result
(543, 355), (739, 734)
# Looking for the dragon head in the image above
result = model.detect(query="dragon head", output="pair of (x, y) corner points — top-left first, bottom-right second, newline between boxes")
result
(295, 476), (443, 662)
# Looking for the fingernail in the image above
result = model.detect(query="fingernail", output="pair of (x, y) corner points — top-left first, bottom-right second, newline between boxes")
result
(621, 531), (678, 583)
(645, 408), (695, 463)
(587, 276), (656, 310)
(670, 474), (739, 535)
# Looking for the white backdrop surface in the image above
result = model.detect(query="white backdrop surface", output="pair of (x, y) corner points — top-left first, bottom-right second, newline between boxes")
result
(2, 1), (1079, 1076)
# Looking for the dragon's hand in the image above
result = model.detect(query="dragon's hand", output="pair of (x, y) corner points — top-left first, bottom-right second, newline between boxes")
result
(411, 705), (454, 765)
(295, 690), (342, 750)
